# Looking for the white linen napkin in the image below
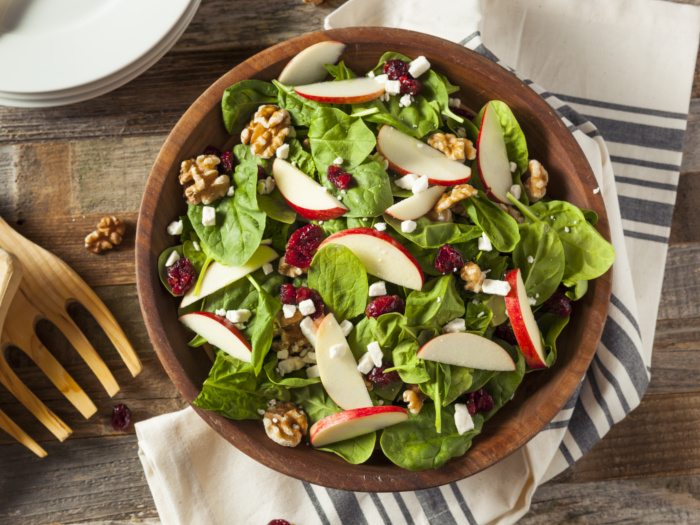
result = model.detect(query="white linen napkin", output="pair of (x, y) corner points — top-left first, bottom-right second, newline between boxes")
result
(136, 1), (700, 523)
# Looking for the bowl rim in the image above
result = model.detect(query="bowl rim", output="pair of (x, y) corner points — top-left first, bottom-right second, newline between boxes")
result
(136, 27), (612, 492)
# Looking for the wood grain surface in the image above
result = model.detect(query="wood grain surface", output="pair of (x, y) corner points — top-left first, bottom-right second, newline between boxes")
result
(0, 0), (698, 522)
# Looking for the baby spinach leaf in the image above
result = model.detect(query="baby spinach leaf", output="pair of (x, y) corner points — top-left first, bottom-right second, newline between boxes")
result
(391, 339), (430, 384)
(538, 312), (570, 368)
(383, 214), (482, 248)
(257, 188), (296, 224)
(246, 276), (281, 375)
(287, 138), (316, 178)
(422, 70), (464, 122)
(362, 95), (441, 139)
(308, 244), (368, 322)
(273, 80), (328, 127)
(475, 101), (528, 176)
(483, 342), (526, 419)
(310, 217), (348, 236)
(369, 313), (407, 354)
(262, 218), (290, 253)
(464, 192), (520, 252)
(263, 359), (320, 388)
(325, 61), (357, 80)
(464, 301), (492, 336)
(406, 275), (465, 329)
(420, 361), (450, 431)
(565, 279), (588, 301)
(513, 222), (565, 305)
(221, 80), (278, 134)
(323, 160), (393, 218)
(347, 316), (375, 361)
(157, 245), (183, 296)
(443, 366), (473, 406)
(233, 143), (269, 171)
(309, 107), (376, 172)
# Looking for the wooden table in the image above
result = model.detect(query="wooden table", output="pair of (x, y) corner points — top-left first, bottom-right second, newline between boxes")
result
(1, 1), (698, 523)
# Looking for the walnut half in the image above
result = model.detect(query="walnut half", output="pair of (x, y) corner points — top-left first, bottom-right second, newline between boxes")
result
(428, 132), (476, 161)
(240, 105), (291, 159)
(263, 401), (308, 447)
(179, 154), (230, 205)
(85, 216), (126, 254)
(523, 159), (548, 202)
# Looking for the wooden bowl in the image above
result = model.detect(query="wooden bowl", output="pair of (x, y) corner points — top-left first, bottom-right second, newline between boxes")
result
(136, 27), (612, 492)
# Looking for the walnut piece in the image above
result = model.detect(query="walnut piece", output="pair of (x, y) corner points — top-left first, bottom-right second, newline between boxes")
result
(435, 184), (478, 213)
(403, 384), (426, 415)
(263, 401), (308, 447)
(85, 216), (126, 254)
(271, 314), (314, 356)
(278, 256), (308, 278)
(240, 105), (291, 159)
(524, 159), (548, 202)
(427, 132), (476, 161)
(460, 261), (485, 293)
(179, 154), (231, 205)
(498, 203), (526, 224)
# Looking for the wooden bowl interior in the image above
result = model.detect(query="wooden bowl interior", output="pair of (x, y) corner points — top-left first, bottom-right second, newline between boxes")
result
(136, 28), (611, 492)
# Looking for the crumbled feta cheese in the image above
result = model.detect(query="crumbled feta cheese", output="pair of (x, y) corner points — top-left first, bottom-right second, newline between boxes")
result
(300, 317), (317, 347)
(277, 349), (289, 360)
(226, 309), (252, 323)
(478, 232), (493, 252)
(454, 403), (475, 434)
(262, 262), (273, 275)
(166, 220), (183, 236)
(302, 351), (317, 364)
(564, 226), (570, 233)
(412, 175), (429, 194)
(509, 184), (522, 200)
(527, 255), (534, 264)
(257, 409), (266, 416)
(298, 298), (316, 316)
(337, 194), (342, 201)
(374, 74), (389, 84)
(257, 176), (275, 195)
(235, 323), (246, 330)
(329, 344), (347, 359)
(367, 70), (376, 79)
(367, 341), (383, 367)
(401, 220), (417, 233)
(164, 250), (180, 267)
(357, 352), (374, 374)
(395, 173), (418, 190)
(380, 93), (391, 102)
(528, 296), (537, 306)
(306, 365), (320, 378)
(278, 357), (305, 376)
(593, 187), (600, 194)
(477, 311), (485, 318)
(449, 97), (461, 108)
(340, 320), (353, 337)
(276, 143), (290, 159)
(456, 127), (466, 138)
(215, 308), (227, 317)
(282, 304), (297, 319)
(510, 162), (518, 173)
(333, 157), (343, 165)
(192, 241), (200, 252)
(384, 80), (401, 95)
(482, 279), (512, 296)
(399, 94), (413, 107)
(443, 318), (466, 333)
(227, 185), (235, 197)
(369, 281), (387, 297)
(374, 222), (387, 232)
(201, 206), (216, 226)
(408, 56), (431, 78)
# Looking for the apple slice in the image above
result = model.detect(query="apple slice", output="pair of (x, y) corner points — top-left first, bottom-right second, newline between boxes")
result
(417, 332), (516, 371)
(504, 268), (547, 368)
(272, 159), (348, 220)
(320, 228), (424, 290)
(476, 103), (513, 203)
(277, 41), (346, 86)
(179, 312), (252, 363)
(294, 77), (385, 104)
(315, 313), (372, 410)
(180, 246), (278, 308)
(385, 185), (445, 220)
(376, 125), (471, 186)
(310, 405), (409, 447)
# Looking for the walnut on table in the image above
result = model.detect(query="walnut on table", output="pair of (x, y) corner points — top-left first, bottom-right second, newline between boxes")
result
(179, 154), (230, 205)
(240, 105), (291, 159)
(460, 261), (485, 293)
(427, 132), (476, 161)
(403, 384), (426, 415)
(85, 216), (126, 254)
(263, 401), (308, 447)
(523, 159), (549, 202)
(435, 184), (478, 213)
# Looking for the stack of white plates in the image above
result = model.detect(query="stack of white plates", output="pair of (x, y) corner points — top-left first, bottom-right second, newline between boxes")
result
(0, 0), (200, 108)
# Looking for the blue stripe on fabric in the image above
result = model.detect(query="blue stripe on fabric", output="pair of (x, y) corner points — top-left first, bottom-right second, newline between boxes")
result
(593, 354), (631, 414)
(567, 397), (602, 456)
(564, 381), (584, 410)
(554, 93), (688, 120)
(585, 366), (615, 427)
(614, 175), (677, 191)
(544, 419), (572, 430)
(581, 116), (685, 151)
(449, 484), (479, 525)
(325, 489), (369, 525)
(415, 488), (458, 525)
(610, 294), (642, 339)
(302, 483), (331, 525)
(623, 229), (669, 243)
(618, 195), (675, 227)
(472, 43), (500, 63)
(393, 494), (415, 525)
(459, 31), (481, 46)
(559, 441), (576, 465)
(610, 155), (680, 172)
(369, 493), (392, 525)
(600, 317), (650, 399)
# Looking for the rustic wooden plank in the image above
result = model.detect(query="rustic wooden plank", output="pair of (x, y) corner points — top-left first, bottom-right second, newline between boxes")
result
(670, 171), (700, 245)
(681, 98), (700, 172)
(657, 243), (700, 320)
(648, 317), (700, 395)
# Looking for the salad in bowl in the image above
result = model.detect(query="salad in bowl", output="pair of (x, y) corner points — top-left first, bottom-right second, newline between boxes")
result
(153, 39), (614, 472)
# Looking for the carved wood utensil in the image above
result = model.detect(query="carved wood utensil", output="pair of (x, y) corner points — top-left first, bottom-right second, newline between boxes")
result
(0, 217), (142, 456)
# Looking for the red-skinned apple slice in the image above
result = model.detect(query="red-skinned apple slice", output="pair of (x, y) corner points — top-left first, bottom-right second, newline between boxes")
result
(385, 185), (445, 220)
(277, 41), (346, 86)
(272, 159), (348, 220)
(310, 405), (409, 447)
(476, 103), (513, 203)
(180, 246), (278, 308)
(320, 227), (424, 290)
(179, 312), (252, 363)
(504, 268), (547, 368)
(376, 125), (471, 186)
(417, 332), (515, 371)
(315, 313), (372, 410)
(294, 77), (385, 104)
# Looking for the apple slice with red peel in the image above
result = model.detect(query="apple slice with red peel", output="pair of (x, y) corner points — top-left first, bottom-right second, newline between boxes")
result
(294, 77), (385, 104)
(179, 312), (252, 363)
(272, 159), (348, 220)
(385, 186), (445, 221)
(315, 313), (372, 410)
(277, 41), (346, 86)
(180, 246), (278, 308)
(310, 405), (409, 447)
(376, 125), (472, 186)
(417, 332), (516, 371)
(320, 227), (424, 290)
(504, 268), (547, 368)
(476, 103), (513, 204)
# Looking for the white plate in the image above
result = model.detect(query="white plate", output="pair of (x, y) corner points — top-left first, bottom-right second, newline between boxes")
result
(0, 0), (195, 95)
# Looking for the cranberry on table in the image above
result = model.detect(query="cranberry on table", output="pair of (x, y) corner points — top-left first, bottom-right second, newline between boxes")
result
(327, 165), (352, 190)
(365, 295), (406, 318)
(112, 403), (132, 431)
(166, 257), (196, 295)
(434, 244), (464, 274)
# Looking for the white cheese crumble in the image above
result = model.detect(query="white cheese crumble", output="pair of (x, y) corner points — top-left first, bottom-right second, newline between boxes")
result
(166, 220), (183, 236)
(399, 94), (413, 108)
(329, 343), (347, 359)
(367, 341), (383, 367)
(367, 70), (376, 79)
(564, 226), (570, 233)
(476, 311), (485, 318)
(340, 320), (354, 337)
(257, 409), (266, 416)
(262, 262), (273, 275)
(278, 357), (305, 376)
(401, 219), (417, 233)
(478, 232), (493, 252)
(275, 143), (290, 159)
(164, 250), (180, 267)
(408, 56), (431, 78)
(227, 185), (235, 197)
(302, 351), (317, 364)
(454, 403), (475, 434)
(384, 80), (401, 95)
(333, 157), (343, 165)
(482, 279), (511, 296)
(593, 187), (600, 194)
(235, 323), (246, 330)
(509, 184), (522, 200)
(226, 309), (252, 324)
(276, 349), (289, 360)
(215, 308), (227, 317)
(510, 162), (518, 173)
(357, 352), (374, 374)
(528, 296), (537, 306)
(306, 365), (320, 378)
(298, 298), (316, 316)
(282, 304), (297, 319)
(374, 74), (389, 84)
(369, 281), (387, 297)
(449, 97), (461, 108)
(299, 317), (317, 347)
(527, 255), (535, 264)
(201, 206), (216, 226)
(374, 222), (387, 232)
(395, 173), (418, 190)
(257, 176), (276, 195)
(412, 175), (429, 194)
(443, 318), (466, 333)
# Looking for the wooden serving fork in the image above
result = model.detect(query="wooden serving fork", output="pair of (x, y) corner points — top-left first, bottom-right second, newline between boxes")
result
(0, 217), (142, 456)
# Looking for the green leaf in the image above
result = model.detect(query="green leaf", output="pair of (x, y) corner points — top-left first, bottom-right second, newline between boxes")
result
(309, 107), (376, 172)
(347, 316), (375, 361)
(263, 359), (321, 388)
(483, 342), (526, 418)
(443, 366), (473, 406)
(538, 312), (570, 368)
(246, 276), (281, 375)
(273, 80), (328, 127)
(221, 80), (278, 134)
(475, 101), (529, 176)
(322, 160), (393, 218)
(361, 95), (441, 139)
(384, 214), (482, 248)
(565, 279), (589, 301)
(464, 192), (520, 252)
(513, 222), (566, 305)
(257, 188), (296, 224)
(324, 61), (357, 80)
(406, 275), (465, 329)
(391, 339), (430, 384)
(233, 143), (270, 170)
(464, 301), (492, 336)
(157, 245), (184, 296)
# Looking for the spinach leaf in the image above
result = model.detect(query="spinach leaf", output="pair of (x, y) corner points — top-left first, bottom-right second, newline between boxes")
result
(309, 107), (376, 172)
(566, 279), (588, 301)
(233, 143), (270, 170)
(464, 192), (520, 252)
(390, 339), (430, 384)
(538, 312), (570, 368)
(347, 316), (374, 361)
(422, 70), (464, 122)
(287, 138), (316, 178)
(369, 313), (407, 350)
(420, 361), (450, 431)
(257, 188), (296, 224)
(262, 218), (290, 253)
(443, 366), (473, 405)
(246, 276), (281, 374)
(273, 80), (328, 127)
(513, 222), (565, 305)
(222, 80), (278, 134)
(308, 244), (368, 322)
(325, 61), (357, 80)
(157, 245), (183, 296)
(406, 275), (465, 329)
(384, 214), (482, 248)
(475, 101), (528, 176)
(310, 217), (348, 236)
(464, 301), (492, 336)
(483, 342), (526, 419)
(263, 359), (321, 388)
(323, 160), (393, 218)
(362, 95), (441, 139)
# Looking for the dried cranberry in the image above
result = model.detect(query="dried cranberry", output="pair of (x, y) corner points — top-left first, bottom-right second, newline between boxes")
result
(296, 286), (312, 304)
(368, 365), (401, 387)
(463, 388), (494, 415)
(288, 224), (324, 255)
(296, 287), (324, 319)
(257, 165), (266, 181)
(166, 257), (196, 295)
(399, 76), (423, 96)
(203, 145), (221, 157)
(220, 150), (234, 172)
(466, 398), (477, 416)
(267, 521), (291, 525)
(434, 244), (464, 274)
(383, 59), (410, 80)
(493, 322), (518, 346)
(284, 249), (314, 268)
(543, 288), (572, 317)
(451, 107), (475, 121)
(327, 165), (352, 190)
(280, 283), (297, 305)
(112, 403), (132, 431)
(365, 295), (405, 318)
